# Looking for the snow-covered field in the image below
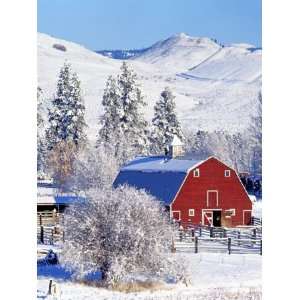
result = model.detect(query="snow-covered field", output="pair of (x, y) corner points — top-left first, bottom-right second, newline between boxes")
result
(38, 32), (261, 140)
(37, 252), (261, 299)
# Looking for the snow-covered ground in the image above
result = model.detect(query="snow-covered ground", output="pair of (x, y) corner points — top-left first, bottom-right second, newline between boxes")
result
(38, 32), (261, 139)
(37, 252), (261, 299)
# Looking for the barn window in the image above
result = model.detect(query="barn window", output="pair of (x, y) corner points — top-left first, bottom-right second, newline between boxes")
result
(224, 170), (231, 177)
(189, 209), (195, 216)
(193, 168), (200, 177)
(225, 209), (236, 217)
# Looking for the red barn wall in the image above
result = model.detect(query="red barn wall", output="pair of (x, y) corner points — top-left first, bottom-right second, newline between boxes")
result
(171, 157), (252, 227)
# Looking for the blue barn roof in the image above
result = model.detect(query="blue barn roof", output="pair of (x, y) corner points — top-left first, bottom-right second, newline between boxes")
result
(113, 156), (201, 205)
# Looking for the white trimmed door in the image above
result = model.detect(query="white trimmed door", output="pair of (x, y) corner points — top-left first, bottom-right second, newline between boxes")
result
(202, 210), (213, 226)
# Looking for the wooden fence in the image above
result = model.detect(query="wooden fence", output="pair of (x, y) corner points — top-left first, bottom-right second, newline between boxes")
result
(174, 223), (262, 255)
(37, 225), (64, 245)
(37, 211), (62, 226)
(37, 218), (262, 255)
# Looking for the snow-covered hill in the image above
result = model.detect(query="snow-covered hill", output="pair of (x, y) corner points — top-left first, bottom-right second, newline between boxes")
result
(132, 33), (222, 73)
(38, 32), (261, 140)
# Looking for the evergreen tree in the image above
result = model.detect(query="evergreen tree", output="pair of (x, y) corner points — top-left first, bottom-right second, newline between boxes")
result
(97, 62), (149, 162)
(37, 86), (48, 176)
(46, 62), (87, 150)
(97, 76), (120, 144)
(151, 87), (183, 154)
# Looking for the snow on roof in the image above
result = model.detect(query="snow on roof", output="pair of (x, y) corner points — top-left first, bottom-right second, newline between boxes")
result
(121, 156), (199, 173)
(114, 156), (203, 205)
(37, 184), (85, 205)
(170, 135), (183, 146)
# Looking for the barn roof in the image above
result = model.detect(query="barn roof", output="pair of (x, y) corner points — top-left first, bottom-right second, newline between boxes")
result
(113, 156), (202, 205)
(121, 156), (199, 172)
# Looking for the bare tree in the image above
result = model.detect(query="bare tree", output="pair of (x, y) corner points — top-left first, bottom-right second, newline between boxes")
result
(47, 140), (77, 189)
(66, 144), (119, 192)
(60, 185), (187, 287)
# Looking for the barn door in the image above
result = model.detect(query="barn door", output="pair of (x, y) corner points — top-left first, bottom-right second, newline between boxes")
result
(243, 210), (252, 225)
(207, 190), (218, 208)
(202, 210), (213, 226)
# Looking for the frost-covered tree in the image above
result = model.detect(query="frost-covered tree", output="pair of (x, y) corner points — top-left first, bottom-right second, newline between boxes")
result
(248, 91), (262, 176)
(46, 62), (87, 150)
(60, 185), (187, 287)
(97, 62), (149, 161)
(151, 87), (183, 154)
(97, 76), (120, 144)
(66, 143), (119, 193)
(37, 86), (48, 176)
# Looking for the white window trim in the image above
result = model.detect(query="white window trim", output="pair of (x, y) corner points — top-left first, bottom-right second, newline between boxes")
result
(193, 168), (200, 177)
(188, 209), (195, 217)
(225, 170), (231, 177)
(172, 210), (181, 221)
(225, 208), (236, 217)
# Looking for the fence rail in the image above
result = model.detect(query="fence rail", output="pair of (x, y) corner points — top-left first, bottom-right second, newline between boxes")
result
(37, 225), (64, 245)
(37, 219), (262, 255)
(173, 223), (262, 255)
(37, 211), (62, 226)
(174, 236), (262, 255)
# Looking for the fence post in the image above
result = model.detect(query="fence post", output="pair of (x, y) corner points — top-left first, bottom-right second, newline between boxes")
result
(40, 226), (44, 244)
(210, 227), (213, 238)
(39, 213), (42, 226)
(253, 228), (257, 246)
(179, 231), (183, 242)
(171, 237), (176, 253)
(62, 230), (65, 243)
(260, 239), (262, 255)
(195, 236), (198, 253)
(191, 229), (195, 238)
(199, 226), (202, 237)
(228, 237), (231, 255)
(238, 231), (241, 246)
(51, 229), (54, 245)
(52, 209), (56, 225)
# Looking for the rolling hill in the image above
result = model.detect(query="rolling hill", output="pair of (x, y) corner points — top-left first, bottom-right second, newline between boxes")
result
(38, 32), (261, 140)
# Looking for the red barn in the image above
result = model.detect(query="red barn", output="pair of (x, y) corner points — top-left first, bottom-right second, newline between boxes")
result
(114, 140), (252, 227)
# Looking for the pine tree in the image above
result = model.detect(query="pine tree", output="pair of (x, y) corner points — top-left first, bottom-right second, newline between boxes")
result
(151, 87), (183, 154)
(97, 76), (121, 144)
(97, 62), (149, 162)
(46, 62), (87, 150)
(37, 86), (48, 176)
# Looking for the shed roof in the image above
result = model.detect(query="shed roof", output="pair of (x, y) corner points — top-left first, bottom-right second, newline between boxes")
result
(113, 156), (203, 205)
(37, 183), (85, 205)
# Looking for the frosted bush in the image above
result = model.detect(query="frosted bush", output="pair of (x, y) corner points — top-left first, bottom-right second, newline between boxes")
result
(60, 185), (187, 287)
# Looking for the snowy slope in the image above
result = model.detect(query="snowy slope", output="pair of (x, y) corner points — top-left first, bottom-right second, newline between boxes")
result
(183, 44), (261, 82)
(132, 33), (222, 73)
(38, 33), (261, 139)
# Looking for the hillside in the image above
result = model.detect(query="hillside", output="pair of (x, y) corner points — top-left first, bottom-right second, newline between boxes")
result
(38, 32), (261, 140)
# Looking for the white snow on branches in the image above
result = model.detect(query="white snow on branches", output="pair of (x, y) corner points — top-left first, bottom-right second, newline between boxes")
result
(60, 185), (187, 286)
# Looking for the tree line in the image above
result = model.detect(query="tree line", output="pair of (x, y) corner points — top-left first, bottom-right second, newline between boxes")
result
(37, 61), (262, 189)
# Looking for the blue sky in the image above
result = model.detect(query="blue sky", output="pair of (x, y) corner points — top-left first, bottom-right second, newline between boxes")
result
(38, 0), (261, 50)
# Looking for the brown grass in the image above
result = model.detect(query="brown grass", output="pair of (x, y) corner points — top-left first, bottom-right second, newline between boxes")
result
(110, 280), (169, 293)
